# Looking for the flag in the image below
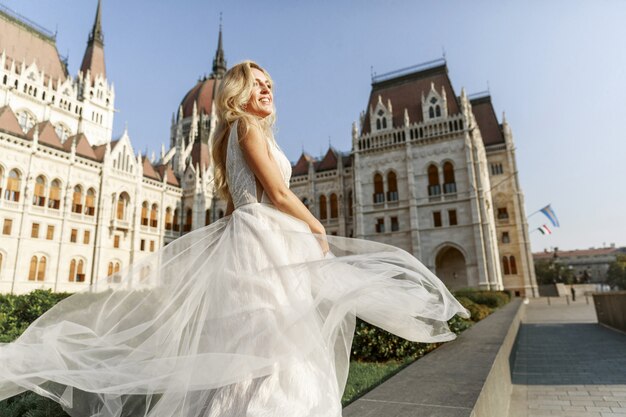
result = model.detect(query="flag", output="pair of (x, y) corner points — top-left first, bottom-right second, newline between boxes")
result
(538, 224), (552, 235)
(539, 204), (560, 227)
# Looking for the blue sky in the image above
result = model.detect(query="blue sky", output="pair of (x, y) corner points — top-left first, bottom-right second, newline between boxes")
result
(4, 0), (625, 252)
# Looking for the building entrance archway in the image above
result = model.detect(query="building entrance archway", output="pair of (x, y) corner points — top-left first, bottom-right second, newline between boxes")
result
(435, 246), (468, 291)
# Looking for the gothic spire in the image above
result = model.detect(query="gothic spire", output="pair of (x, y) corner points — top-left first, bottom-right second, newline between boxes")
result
(212, 16), (226, 78)
(80, 0), (106, 80)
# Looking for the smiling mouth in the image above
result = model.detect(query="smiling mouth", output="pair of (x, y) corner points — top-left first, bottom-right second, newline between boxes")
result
(260, 98), (271, 104)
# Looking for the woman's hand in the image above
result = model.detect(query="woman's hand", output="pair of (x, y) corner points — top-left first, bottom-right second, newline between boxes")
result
(310, 220), (330, 254)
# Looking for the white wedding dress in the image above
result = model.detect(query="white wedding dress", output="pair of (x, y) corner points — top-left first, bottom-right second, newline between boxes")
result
(0, 120), (469, 416)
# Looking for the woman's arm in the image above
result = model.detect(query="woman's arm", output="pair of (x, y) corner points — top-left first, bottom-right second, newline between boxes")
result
(239, 123), (328, 250)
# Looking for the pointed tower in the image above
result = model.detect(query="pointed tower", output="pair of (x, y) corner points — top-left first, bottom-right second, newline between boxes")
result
(80, 0), (106, 80)
(212, 18), (227, 79)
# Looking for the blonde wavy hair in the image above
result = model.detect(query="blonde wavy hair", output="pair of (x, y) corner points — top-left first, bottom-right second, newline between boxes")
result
(211, 60), (276, 201)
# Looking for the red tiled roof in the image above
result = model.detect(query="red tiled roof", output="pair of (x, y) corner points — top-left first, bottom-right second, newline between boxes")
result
(470, 95), (504, 146)
(142, 158), (161, 181)
(361, 64), (459, 135)
(180, 77), (220, 119)
(65, 133), (98, 160)
(92, 143), (107, 161)
(292, 153), (313, 176)
(155, 163), (179, 186)
(0, 11), (67, 83)
(0, 105), (23, 136)
(27, 121), (62, 149)
(317, 148), (339, 171)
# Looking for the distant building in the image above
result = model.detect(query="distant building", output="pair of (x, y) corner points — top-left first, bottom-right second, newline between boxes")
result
(533, 245), (626, 283)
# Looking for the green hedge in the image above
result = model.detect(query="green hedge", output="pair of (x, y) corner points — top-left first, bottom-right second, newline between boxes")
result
(453, 289), (511, 309)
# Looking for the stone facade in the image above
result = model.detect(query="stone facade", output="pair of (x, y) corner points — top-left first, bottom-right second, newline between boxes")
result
(291, 62), (538, 297)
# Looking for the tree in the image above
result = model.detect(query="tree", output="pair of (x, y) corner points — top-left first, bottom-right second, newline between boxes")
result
(607, 255), (626, 290)
(534, 258), (574, 285)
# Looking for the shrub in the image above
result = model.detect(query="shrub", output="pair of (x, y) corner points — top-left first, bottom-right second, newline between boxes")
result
(454, 290), (510, 309)
(0, 289), (72, 343)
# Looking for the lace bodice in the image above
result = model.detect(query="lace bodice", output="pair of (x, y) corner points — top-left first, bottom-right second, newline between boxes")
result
(226, 119), (292, 208)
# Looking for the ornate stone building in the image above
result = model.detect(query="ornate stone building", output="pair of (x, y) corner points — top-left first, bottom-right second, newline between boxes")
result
(290, 62), (537, 296)
(0, 3), (537, 297)
(0, 3), (225, 294)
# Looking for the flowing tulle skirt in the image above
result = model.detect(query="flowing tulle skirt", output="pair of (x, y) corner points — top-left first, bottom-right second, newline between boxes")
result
(0, 202), (468, 416)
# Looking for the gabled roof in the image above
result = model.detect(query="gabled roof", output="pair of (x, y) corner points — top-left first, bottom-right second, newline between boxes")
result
(292, 152), (314, 176)
(362, 63), (460, 135)
(64, 133), (98, 160)
(142, 158), (161, 181)
(155, 163), (179, 186)
(291, 147), (351, 177)
(27, 121), (63, 149)
(316, 147), (339, 172)
(0, 8), (67, 83)
(92, 143), (107, 161)
(470, 95), (505, 146)
(0, 105), (24, 136)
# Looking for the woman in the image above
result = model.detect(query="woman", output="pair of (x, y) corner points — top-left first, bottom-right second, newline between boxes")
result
(0, 61), (468, 416)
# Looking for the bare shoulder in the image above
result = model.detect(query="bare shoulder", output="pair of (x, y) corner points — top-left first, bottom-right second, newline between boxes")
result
(238, 120), (270, 156)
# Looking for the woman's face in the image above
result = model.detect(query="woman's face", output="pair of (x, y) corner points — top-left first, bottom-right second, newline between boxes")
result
(245, 67), (273, 118)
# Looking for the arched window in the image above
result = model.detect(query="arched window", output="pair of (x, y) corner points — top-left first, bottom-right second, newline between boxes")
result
(38, 256), (46, 281)
(85, 188), (96, 216)
(509, 256), (518, 275)
(5, 169), (21, 201)
(330, 193), (338, 218)
(72, 186), (83, 213)
(387, 171), (398, 202)
(173, 209), (180, 232)
(373, 173), (384, 203)
(205, 209), (211, 226)
(33, 175), (46, 206)
(428, 165), (440, 196)
(382, 118), (387, 129)
(107, 261), (121, 283)
(165, 207), (173, 230)
(435, 105), (441, 117)
(429, 107), (435, 119)
(117, 193), (129, 220)
(141, 201), (149, 226)
(48, 179), (61, 209)
(184, 208), (192, 232)
(502, 256), (510, 275)
(69, 259), (76, 282)
(76, 260), (85, 282)
(29, 256), (37, 280)
(376, 119), (381, 130)
(443, 162), (456, 194)
(319, 195), (327, 220)
(150, 204), (158, 228)
(348, 191), (353, 217)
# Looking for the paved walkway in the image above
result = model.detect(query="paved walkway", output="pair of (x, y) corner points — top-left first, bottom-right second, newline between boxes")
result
(508, 297), (626, 417)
